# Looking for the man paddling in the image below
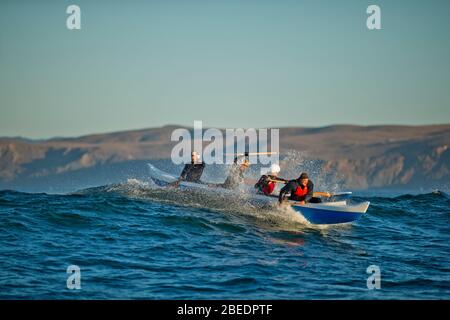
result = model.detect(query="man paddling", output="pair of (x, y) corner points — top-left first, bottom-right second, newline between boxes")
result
(278, 172), (319, 204)
(177, 151), (205, 184)
(254, 164), (287, 196)
(220, 153), (250, 189)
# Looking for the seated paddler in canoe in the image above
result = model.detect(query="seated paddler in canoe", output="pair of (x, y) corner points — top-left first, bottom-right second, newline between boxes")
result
(278, 172), (322, 204)
(172, 151), (205, 186)
(219, 153), (250, 189)
(254, 164), (287, 196)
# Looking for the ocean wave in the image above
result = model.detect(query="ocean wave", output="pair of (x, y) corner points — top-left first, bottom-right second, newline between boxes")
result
(0, 182), (449, 299)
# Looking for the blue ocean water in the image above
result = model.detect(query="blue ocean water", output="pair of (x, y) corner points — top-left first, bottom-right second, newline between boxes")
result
(0, 181), (449, 299)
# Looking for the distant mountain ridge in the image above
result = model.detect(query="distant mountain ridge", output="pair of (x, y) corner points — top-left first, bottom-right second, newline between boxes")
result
(1, 124), (449, 193)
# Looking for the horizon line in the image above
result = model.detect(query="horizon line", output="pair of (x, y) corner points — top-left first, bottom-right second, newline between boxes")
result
(1, 122), (450, 141)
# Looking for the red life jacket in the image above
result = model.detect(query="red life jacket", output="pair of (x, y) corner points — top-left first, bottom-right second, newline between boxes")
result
(294, 185), (308, 197)
(262, 181), (275, 195)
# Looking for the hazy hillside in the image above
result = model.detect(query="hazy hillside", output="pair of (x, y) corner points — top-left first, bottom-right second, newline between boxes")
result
(0, 125), (449, 193)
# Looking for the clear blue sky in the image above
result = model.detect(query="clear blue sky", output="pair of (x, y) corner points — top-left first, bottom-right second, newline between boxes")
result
(1, 0), (449, 138)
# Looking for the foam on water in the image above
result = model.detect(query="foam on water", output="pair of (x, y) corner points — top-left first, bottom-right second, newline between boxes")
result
(98, 177), (314, 231)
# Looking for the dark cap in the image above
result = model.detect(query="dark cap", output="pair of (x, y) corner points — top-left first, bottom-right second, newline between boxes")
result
(298, 172), (309, 180)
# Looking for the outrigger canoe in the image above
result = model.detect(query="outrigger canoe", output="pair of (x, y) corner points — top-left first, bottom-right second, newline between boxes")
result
(147, 164), (370, 225)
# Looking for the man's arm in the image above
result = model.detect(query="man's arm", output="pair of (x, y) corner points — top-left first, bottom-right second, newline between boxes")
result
(278, 181), (294, 203)
(179, 164), (190, 181)
(233, 152), (249, 164)
(254, 175), (266, 189)
(305, 181), (314, 202)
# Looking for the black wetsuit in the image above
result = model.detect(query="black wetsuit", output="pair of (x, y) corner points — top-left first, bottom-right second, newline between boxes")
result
(180, 162), (205, 183)
(278, 179), (314, 203)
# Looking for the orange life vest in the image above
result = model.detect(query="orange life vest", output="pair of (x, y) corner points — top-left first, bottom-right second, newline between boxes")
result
(262, 181), (276, 195)
(294, 185), (308, 197)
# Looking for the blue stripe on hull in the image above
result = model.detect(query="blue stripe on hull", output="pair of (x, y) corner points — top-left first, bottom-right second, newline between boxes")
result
(293, 206), (362, 225)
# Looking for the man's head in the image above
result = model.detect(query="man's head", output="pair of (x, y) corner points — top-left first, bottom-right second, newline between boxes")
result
(191, 151), (200, 163)
(298, 172), (309, 186)
(269, 164), (281, 176)
(240, 159), (250, 171)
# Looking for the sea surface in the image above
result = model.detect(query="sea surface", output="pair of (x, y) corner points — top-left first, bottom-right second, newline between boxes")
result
(0, 180), (449, 299)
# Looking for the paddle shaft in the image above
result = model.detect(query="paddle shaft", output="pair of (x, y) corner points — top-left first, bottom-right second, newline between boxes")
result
(225, 152), (278, 156)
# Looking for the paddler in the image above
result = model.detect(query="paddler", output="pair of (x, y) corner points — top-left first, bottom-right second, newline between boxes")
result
(220, 153), (250, 189)
(254, 164), (287, 195)
(177, 151), (205, 183)
(278, 172), (320, 204)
